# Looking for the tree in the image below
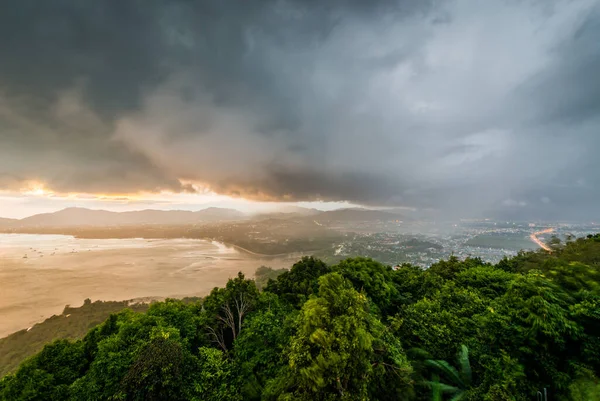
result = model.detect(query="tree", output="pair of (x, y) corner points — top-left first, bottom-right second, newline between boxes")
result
(146, 299), (203, 345)
(203, 272), (259, 352)
(396, 282), (487, 360)
(0, 339), (85, 401)
(119, 335), (185, 401)
(474, 272), (581, 396)
(193, 347), (241, 401)
(70, 313), (193, 400)
(280, 273), (412, 400)
(265, 256), (331, 307)
(428, 256), (489, 280)
(333, 257), (402, 317)
(234, 293), (296, 399)
(569, 375), (600, 401)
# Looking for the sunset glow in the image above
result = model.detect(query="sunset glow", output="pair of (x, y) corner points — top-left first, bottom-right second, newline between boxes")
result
(0, 182), (361, 219)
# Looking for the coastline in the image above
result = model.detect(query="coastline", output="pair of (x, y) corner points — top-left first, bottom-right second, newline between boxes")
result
(223, 242), (322, 258)
(0, 229), (320, 258)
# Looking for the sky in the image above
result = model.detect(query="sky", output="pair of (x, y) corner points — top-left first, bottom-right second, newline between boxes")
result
(0, 0), (599, 220)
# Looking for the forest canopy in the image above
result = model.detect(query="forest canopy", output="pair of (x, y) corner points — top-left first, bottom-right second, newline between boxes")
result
(1, 234), (600, 400)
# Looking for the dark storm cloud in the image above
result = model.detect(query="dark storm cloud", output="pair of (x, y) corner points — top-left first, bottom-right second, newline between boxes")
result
(0, 0), (599, 218)
(500, 3), (600, 220)
(521, 5), (600, 125)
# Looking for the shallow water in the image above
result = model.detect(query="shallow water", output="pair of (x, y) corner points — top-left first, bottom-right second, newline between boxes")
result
(0, 234), (290, 337)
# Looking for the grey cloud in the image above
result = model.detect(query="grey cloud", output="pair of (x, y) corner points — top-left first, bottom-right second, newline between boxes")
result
(521, 4), (600, 125)
(0, 0), (599, 219)
(0, 88), (189, 193)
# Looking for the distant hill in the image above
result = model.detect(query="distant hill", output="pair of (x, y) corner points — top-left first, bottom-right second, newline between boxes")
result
(313, 208), (405, 222)
(0, 217), (17, 228)
(273, 206), (321, 216)
(1, 207), (406, 230)
(193, 207), (248, 222)
(11, 207), (247, 228)
(254, 206), (321, 220)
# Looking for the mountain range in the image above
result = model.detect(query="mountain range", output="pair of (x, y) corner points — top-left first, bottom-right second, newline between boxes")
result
(0, 207), (405, 229)
(312, 208), (405, 223)
(0, 207), (246, 228)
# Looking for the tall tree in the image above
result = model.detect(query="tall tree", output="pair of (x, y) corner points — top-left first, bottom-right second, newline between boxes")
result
(281, 273), (412, 400)
(265, 256), (331, 307)
(203, 272), (260, 352)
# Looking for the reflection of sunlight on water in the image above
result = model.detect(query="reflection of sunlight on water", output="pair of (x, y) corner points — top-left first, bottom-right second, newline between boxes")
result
(174, 261), (216, 274)
(211, 240), (237, 254)
(0, 234), (235, 259)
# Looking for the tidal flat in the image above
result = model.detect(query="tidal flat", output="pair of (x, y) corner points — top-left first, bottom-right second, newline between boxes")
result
(0, 234), (291, 337)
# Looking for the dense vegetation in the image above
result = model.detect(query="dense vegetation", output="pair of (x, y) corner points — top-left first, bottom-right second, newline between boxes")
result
(2, 235), (600, 400)
(0, 300), (149, 378)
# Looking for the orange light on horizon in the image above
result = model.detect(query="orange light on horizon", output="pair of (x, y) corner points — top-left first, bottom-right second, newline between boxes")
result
(11, 184), (150, 204)
(19, 181), (53, 197)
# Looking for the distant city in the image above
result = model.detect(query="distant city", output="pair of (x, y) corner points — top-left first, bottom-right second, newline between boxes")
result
(323, 220), (599, 267)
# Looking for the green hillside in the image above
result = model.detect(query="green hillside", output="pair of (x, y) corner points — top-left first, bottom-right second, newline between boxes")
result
(0, 300), (149, 377)
(1, 234), (600, 400)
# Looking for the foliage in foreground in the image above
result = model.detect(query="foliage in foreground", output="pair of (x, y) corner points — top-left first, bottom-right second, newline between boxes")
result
(0, 299), (150, 377)
(1, 234), (600, 400)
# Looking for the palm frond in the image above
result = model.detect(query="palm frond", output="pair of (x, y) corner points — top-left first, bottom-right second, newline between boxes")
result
(408, 347), (432, 360)
(431, 374), (442, 401)
(425, 381), (461, 394)
(425, 359), (464, 387)
(449, 392), (466, 401)
(458, 345), (472, 385)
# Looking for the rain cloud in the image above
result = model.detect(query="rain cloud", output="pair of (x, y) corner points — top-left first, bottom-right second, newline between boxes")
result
(1, 0), (599, 219)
